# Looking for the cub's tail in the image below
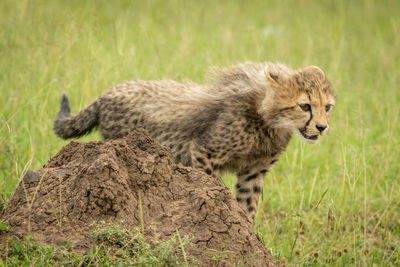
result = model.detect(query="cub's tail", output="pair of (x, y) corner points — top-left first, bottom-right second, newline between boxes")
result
(53, 93), (99, 139)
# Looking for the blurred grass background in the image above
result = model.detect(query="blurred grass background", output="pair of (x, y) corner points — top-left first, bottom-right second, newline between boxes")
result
(0, 0), (399, 265)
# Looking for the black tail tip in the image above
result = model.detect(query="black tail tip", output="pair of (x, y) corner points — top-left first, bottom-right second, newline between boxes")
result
(57, 92), (71, 118)
(61, 92), (69, 105)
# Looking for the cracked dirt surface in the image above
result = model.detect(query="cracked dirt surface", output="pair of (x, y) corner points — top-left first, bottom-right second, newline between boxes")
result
(0, 129), (278, 266)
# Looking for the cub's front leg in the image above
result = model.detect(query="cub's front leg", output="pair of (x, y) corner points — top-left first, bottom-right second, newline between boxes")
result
(189, 142), (271, 223)
(235, 164), (269, 222)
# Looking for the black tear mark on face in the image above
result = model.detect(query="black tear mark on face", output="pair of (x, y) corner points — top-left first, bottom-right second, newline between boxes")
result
(300, 93), (313, 134)
(304, 109), (313, 127)
(304, 97), (313, 127)
(300, 107), (319, 140)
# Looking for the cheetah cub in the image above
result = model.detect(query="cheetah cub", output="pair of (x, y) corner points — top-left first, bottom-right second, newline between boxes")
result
(54, 62), (336, 222)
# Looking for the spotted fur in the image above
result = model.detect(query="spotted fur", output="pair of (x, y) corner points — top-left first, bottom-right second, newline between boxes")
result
(54, 62), (336, 222)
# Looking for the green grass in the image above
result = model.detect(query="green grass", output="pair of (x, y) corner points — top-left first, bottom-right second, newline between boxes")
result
(1, 0), (399, 265)
(1, 221), (195, 266)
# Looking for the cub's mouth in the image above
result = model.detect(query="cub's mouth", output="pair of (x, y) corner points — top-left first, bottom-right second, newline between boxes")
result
(300, 130), (318, 141)
(293, 128), (319, 144)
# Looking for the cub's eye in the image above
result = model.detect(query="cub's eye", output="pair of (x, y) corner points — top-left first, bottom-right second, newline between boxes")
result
(325, 104), (332, 112)
(299, 104), (311, 112)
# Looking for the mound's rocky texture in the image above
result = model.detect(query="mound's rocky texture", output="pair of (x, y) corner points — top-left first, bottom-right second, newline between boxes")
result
(1, 130), (278, 266)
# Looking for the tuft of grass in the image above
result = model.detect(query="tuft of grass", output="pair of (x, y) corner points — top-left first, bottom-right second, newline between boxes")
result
(1, 236), (116, 266)
(87, 220), (197, 266)
(1, 0), (399, 265)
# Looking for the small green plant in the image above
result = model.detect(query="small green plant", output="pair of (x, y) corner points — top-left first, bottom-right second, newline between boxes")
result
(0, 221), (10, 233)
(2, 237), (60, 266)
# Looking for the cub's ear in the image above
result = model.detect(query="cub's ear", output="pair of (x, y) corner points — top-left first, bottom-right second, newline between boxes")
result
(264, 66), (280, 85)
(302, 65), (325, 79)
(264, 65), (292, 87)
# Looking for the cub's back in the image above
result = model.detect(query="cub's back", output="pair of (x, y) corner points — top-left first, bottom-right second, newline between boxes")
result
(97, 80), (223, 140)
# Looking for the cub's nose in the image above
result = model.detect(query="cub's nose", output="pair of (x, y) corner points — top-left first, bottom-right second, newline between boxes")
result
(316, 125), (327, 133)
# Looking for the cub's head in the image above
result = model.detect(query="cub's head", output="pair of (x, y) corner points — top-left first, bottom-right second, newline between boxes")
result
(260, 64), (336, 144)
